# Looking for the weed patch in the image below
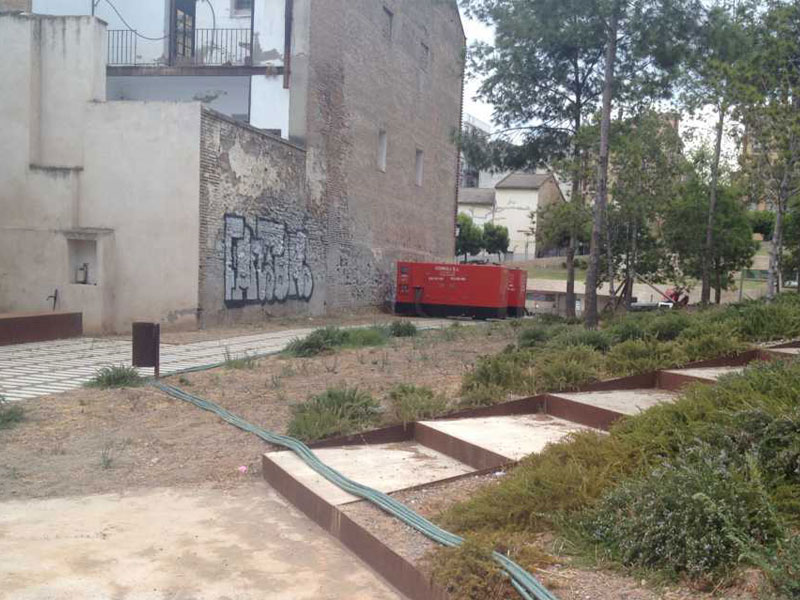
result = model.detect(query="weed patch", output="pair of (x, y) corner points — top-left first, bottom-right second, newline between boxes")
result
(389, 320), (418, 337)
(605, 339), (687, 376)
(85, 365), (144, 389)
(284, 326), (390, 357)
(0, 396), (24, 430)
(222, 348), (258, 369)
(287, 387), (381, 442)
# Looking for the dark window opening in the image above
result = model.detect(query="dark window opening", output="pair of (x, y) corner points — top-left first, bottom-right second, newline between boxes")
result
(382, 7), (393, 39)
(174, 0), (196, 61)
(234, 0), (253, 11)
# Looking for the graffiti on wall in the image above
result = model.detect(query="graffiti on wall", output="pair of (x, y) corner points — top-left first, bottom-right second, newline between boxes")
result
(224, 214), (314, 306)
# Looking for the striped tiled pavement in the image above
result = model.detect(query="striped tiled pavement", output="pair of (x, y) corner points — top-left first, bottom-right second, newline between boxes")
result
(0, 320), (453, 402)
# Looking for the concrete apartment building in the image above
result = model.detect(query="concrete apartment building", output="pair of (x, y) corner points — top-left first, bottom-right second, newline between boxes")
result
(0, 0), (465, 333)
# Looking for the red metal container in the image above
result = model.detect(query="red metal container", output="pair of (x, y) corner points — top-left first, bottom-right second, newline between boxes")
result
(395, 261), (509, 319)
(506, 268), (527, 317)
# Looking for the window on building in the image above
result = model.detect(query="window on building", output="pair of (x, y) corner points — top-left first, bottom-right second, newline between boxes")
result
(174, 0), (196, 60)
(377, 130), (388, 171)
(415, 149), (424, 186)
(419, 42), (430, 71)
(382, 7), (393, 40)
(233, 0), (253, 12)
(461, 163), (479, 188)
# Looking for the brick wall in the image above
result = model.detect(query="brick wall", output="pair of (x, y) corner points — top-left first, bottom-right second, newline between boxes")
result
(0, 0), (31, 11)
(300, 0), (465, 310)
(198, 109), (325, 327)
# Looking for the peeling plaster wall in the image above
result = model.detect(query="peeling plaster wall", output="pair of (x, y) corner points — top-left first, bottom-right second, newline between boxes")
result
(199, 109), (324, 327)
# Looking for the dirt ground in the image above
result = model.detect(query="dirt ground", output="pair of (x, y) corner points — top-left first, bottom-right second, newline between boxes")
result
(0, 320), (762, 599)
(0, 323), (514, 501)
(0, 482), (401, 600)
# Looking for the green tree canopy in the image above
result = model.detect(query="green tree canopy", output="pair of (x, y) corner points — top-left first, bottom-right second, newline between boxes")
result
(456, 213), (485, 261)
(483, 222), (510, 261)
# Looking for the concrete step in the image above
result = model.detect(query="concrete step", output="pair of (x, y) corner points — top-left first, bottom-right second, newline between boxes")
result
(417, 414), (590, 462)
(265, 441), (474, 506)
(550, 388), (677, 416)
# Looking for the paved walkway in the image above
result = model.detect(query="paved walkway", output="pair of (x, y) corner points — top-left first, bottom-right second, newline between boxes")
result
(0, 320), (451, 402)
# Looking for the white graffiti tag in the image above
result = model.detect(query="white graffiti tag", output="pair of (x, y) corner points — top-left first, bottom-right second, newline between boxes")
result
(224, 214), (314, 305)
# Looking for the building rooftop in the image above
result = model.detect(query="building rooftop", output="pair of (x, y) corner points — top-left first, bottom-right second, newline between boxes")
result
(495, 172), (552, 190)
(458, 188), (496, 206)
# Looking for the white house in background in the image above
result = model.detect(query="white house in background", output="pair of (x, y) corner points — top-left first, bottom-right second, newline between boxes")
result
(458, 188), (495, 226)
(32, 0), (290, 136)
(492, 172), (564, 260)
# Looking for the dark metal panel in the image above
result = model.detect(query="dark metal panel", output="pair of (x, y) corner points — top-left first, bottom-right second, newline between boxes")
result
(0, 312), (82, 346)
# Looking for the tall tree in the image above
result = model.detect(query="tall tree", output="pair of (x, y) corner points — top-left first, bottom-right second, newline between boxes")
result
(682, 2), (751, 304)
(734, 0), (800, 299)
(459, 0), (605, 317)
(663, 155), (757, 303)
(583, 0), (701, 327)
(605, 111), (686, 307)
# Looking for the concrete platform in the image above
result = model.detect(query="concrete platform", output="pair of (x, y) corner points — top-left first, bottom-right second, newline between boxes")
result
(554, 388), (677, 416)
(0, 483), (401, 600)
(418, 414), (589, 461)
(662, 366), (744, 381)
(266, 441), (473, 505)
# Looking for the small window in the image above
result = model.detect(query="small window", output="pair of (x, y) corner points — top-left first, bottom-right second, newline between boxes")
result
(415, 149), (424, 186)
(233, 0), (253, 13)
(377, 129), (388, 172)
(419, 42), (430, 71)
(382, 7), (393, 40)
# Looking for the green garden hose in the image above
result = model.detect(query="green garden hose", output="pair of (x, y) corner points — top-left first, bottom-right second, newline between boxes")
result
(152, 380), (557, 600)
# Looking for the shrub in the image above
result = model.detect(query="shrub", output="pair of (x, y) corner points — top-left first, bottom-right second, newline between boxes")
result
(462, 349), (537, 395)
(287, 387), (381, 442)
(517, 326), (551, 348)
(533, 345), (604, 392)
(389, 320), (418, 337)
(535, 313), (565, 325)
(607, 318), (647, 342)
(429, 538), (509, 600)
(458, 383), (508, 408)
(0, 396), (24, 430)
(583, 447), (780, 579)
(85, 365), (144, 389)
(676, 321), (747, 362)
(222, 349), (258, 369)
(285, 326), (349, 357)
(605, 339), (687, 376)
(753, 534), (800, 598)
(284, 326), (389, 357)
(721, 297), (800, 341)
(645, 311), (692, 341)
(386, 384), (449, 424)
(548, 328), (613, 353)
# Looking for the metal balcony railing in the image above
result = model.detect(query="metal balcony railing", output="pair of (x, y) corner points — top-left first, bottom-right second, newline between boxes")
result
(107, 28), (253, 67)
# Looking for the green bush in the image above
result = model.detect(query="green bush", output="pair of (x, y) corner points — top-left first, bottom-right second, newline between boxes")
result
(458, 383), (508, 408)
(386, 384), (449, 424)
(584, 447), (780, 578)
(284, 326), (390, 357)
(533, 345), (604, 391)
(517, 326), (552, 348)
(607, 318), (647, 342)
(222, 348), (258, 369)
(0, 397), (24, 430)
(548, 328), (613, 353)
(605, 338), (687, 376)
(753, 534), (800, 598)
(429, 538), (509, 600)
(287, 387), (381, 442)
(462, 349), (537, 395)
(389, 320), (418, 337)
(85, 365), (144, 389)
(720, 297), (800, 341)
(676, 321), (747, 362)
(645, 311), (692, 341)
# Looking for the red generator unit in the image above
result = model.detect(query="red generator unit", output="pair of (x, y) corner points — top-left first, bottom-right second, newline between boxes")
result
(395, 261), (510, 319)
(506, 268), (528, 318)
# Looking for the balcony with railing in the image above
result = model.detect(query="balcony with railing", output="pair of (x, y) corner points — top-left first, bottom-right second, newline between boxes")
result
(107, 28), (254, 71)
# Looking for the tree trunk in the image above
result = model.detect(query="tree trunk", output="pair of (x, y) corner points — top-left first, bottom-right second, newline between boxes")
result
(768, 174), (790, 299)
(715, 261), (722, 304)
(626, 220), (637, 309)
(585, 10), (618, 328)
(565, 110), (583, 319)
(701, 106), (726, 305)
